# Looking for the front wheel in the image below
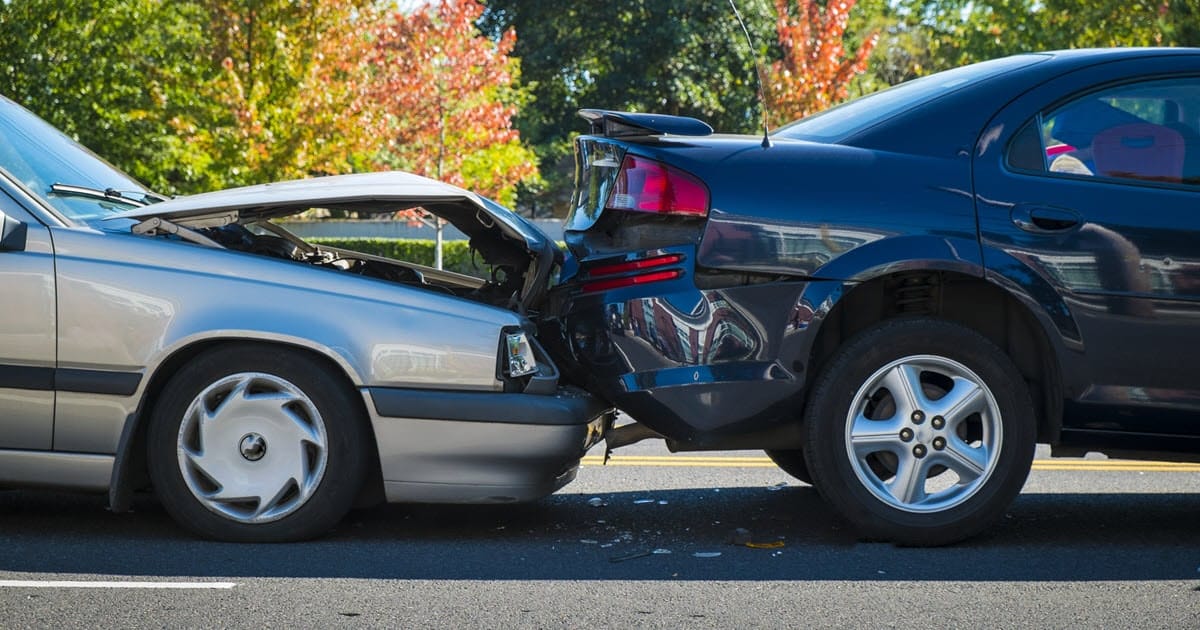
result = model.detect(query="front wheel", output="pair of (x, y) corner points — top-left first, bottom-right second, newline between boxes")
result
(147, 345), (369, 542)
(802, 318), (1035, 546)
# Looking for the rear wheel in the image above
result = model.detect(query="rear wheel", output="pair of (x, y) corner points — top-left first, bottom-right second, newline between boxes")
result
(764, 449), (812, 484)
(147, 345), (368, 542)
(803, 318), (1035, 546)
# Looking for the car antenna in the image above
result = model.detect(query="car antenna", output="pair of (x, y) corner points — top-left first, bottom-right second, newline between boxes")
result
(728, 0), (771, 149)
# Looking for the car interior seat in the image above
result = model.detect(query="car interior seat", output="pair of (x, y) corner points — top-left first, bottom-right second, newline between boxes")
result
(1162, 100), (1200, 185)
(1092, 123), (1186, 183)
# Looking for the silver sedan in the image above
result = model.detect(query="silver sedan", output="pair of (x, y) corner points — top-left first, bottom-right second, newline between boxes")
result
(0, 95), (609, 542)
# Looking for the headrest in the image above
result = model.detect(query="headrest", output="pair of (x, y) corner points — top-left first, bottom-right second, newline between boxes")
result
(1054, 100), (1145, 148)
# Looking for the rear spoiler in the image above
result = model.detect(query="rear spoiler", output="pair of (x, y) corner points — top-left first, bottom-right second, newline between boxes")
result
(578, 109), (713, 138)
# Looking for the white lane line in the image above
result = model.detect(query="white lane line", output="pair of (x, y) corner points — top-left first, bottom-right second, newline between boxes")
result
(0, 580), (236, 589)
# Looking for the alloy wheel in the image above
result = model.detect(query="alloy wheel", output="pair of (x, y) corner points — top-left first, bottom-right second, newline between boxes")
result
(843, 354), (1003, 513)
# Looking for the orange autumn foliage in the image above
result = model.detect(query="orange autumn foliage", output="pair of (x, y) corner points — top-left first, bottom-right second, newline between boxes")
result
(765, 0), (877, 126)
(363, 0), (537, 205)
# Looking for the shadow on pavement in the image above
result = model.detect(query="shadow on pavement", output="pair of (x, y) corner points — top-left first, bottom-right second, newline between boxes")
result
(1, 487), (1198, 582)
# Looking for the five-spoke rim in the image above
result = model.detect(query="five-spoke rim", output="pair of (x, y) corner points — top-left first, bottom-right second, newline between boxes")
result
(176, 372), (328, 524)
(843, 355), (1002, 514)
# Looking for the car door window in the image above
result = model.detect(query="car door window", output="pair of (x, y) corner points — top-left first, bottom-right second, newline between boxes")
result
(1006, 77), (1200, 187)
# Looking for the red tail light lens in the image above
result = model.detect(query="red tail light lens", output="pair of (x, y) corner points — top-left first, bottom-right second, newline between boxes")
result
(606, 155), (709, 216)
(587, 253), (684, 277)
(582, 269), (682, 293)
(581, 253), (686, 293)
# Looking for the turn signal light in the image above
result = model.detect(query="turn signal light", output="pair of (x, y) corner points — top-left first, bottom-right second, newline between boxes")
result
(504, 331), (538, 377)
(605, 155), (709, 216)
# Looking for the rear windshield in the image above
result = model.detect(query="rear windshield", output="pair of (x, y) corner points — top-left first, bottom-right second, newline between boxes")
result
(773, 54), (1050, 143)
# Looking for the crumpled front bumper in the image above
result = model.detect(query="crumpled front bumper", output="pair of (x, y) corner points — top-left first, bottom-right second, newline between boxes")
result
(363, 385), (611, 503)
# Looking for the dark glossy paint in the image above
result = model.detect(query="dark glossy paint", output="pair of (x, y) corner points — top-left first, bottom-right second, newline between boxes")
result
(974, 53), (1200, 439)
(578, 109), (714, 138)
(553, 48), (1200, 457)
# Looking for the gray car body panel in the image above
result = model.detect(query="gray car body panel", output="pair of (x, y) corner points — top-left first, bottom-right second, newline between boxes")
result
(0, 194), (56, 451)
(362, 391), (603, 503)
(52, 226), (517, 390)
(0, 171), (606, 506)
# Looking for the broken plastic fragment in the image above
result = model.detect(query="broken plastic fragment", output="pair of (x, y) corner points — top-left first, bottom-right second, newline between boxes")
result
(767, 482), (788, 491)
(633, 499), (655, 505)
(610, 551), (653, 563)
(580, 539), (598, 544)
(587, 497), (607, 507)
(652, 549), (671, 555)
(693, 552), (722, 558)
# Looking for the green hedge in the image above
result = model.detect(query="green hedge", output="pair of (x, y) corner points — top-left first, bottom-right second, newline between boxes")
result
(309, 238), (484, 276)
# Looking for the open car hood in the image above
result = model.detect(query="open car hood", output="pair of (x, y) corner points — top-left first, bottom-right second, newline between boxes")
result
(108, 171), (552, 254)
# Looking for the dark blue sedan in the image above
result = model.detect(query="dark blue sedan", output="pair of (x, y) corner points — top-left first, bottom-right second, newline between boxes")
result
(546, 48), (1200, 545)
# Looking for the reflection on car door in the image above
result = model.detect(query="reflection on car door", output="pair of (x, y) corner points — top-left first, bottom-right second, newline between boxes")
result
(0, 190), (55, 449)
(975, 62), (1200, 438)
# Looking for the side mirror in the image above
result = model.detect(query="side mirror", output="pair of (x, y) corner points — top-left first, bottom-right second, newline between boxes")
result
(0, 210), (28, 252)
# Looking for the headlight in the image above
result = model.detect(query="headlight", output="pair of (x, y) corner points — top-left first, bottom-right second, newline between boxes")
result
(505, 331), (538, 377)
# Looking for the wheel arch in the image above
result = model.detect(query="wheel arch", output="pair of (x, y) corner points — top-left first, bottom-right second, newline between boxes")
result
(108, 337), (383, 513)
(804, 269), (1065, 445)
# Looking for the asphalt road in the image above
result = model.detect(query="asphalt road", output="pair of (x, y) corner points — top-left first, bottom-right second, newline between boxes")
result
(2, 441), (1199, 629)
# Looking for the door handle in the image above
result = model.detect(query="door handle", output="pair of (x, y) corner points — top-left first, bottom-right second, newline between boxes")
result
(1011, 205), (1081, 233)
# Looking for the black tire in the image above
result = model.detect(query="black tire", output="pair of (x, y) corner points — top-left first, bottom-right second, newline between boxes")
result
(802, 318), (1035, 546)
(764, 449), (813, 484)
(147, 345), (369, 542)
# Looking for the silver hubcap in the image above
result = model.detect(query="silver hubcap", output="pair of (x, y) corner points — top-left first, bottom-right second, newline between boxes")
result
(844, 355), (1002, 513)
(176, 372), (328, 524)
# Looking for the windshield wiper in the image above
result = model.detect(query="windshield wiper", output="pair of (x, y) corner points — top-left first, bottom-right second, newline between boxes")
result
(49, 183), (161, 207)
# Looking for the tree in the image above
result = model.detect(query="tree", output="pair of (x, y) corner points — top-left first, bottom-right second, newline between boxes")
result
(900, 0), (1200, 76)
(337, 0), (539, 268)
(480, 0), (779, 216)
(0, 0), (216, 193)
(172, 0), (376, 190)
(482, 1), (884, 216)
(763, 0), (877, 126)
(365, 0), (537, 207)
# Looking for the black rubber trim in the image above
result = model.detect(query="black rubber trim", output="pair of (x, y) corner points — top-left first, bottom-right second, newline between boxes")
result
(0, 364), (53, 390)
(56, 368), (142, 396)
(0, 364), (141, 396)
(368, 386), (611, 426)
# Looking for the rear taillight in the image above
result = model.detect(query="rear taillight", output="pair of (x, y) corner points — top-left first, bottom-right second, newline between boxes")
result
(605, 155), (709, 216)
(581, 253), (684, 293)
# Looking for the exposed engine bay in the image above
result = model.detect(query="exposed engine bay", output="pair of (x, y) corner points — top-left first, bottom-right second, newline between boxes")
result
(199, 220), (527, 309)
(119, 177), (561, 315)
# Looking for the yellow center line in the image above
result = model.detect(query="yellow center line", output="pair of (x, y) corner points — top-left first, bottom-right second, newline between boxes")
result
(580, 455), (1200, 472)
